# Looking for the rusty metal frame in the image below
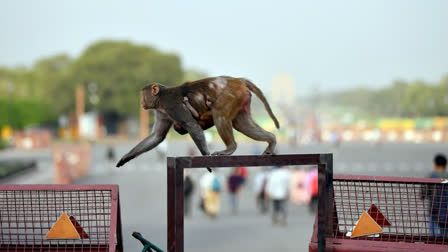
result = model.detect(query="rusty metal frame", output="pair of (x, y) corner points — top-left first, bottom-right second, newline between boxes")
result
(309, 174), (448, 252)
(0, 184), (123, 252)
(166, 153), (333, 252)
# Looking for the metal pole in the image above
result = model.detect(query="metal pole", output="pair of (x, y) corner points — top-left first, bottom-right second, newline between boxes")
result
(167, 158), (184, 252)
(318, 154), (334, 252)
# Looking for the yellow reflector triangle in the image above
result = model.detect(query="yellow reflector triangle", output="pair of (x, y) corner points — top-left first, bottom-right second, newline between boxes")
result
(350, 211), (383, 238)
(45, 212), (80, 239)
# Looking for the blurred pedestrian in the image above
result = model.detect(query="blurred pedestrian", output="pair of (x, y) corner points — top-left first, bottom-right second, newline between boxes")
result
(289, 168), (309, 206)
(253, 168), (269, 214)
(237, 166), (248, 185)
(329, 131), (341, 148)
(266, 166), (290, 226)
(106, 145), (116, 162)
(227, 168), (243, 215)
(184, 169), (195, 217)
(199, 171), (221, 218)
(421, 154), (448, 237)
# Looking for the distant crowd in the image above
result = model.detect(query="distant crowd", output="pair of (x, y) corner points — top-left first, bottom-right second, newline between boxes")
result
(183, 164), (318, 226)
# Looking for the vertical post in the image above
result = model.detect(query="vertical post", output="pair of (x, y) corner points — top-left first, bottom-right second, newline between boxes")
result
(116, 194), (124, 252)
(75, 85), (85, 139)
(167, 158), (184, 252)
(317, 163), (327, 252)
(174, 162), (184, 252)
(75, 85), (85, 124)
(109, 186), (119, 252)
(167, 158), (175, 252)
(318, 154), (334, 252)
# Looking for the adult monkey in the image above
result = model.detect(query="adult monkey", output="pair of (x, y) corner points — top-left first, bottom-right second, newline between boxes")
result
(116, 76), (280, 170)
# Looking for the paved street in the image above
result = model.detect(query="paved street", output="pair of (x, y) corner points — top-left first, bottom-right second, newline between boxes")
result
(2, 141), (448, 251)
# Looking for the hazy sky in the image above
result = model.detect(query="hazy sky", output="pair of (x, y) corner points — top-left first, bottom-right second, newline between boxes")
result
(1, 0), (447, 95)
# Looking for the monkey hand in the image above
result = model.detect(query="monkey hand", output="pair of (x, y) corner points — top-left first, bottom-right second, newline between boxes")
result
(116, 154), (132, 168)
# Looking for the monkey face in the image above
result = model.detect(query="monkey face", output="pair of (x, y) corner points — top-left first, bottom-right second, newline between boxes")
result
(141, 83), (161, 109)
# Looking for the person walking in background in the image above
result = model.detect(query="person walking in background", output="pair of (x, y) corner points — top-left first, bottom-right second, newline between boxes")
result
(253, 168), (269, 214)
(421, 154), (448, 237)
(237, 166), (248, 186)
(199, 171), (221, 218)
(289, 168), (310, 206)
(105, 145), (116, 174)
(227, 168), (243, 215)
(184, 169), (195, 217)
(266, 166), (291, 226)
(106, 145), (116, 162)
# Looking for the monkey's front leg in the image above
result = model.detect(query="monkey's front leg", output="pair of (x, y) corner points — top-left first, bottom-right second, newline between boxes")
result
(116, 111), (172, 167)
(185, 122), (210, 155)
(116, 135), (162, 167)
(185, 122), (213, 172)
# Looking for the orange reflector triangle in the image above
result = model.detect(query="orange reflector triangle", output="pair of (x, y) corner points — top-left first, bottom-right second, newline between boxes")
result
(350, 211), (383, 238)
(70, 216), (89, 239)
(367, 204), (391, 227)
(45, 212), (80, 239)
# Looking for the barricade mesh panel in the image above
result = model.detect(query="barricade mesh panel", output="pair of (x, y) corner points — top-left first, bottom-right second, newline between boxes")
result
(332, 179), (448, 245)
(0, 189), (112, 251)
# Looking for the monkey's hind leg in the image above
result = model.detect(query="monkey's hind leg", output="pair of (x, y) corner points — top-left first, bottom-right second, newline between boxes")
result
(233, 111), (277, 155)
(211, 108), (238, 155)
(211, 79), (247, 155)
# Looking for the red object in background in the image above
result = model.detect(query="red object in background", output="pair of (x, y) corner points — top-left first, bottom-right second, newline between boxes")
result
(310, 173), (318, 196)
(53, 143), (92, 184)
(13, 129), (52, 149)
(238, 166), (248, 179)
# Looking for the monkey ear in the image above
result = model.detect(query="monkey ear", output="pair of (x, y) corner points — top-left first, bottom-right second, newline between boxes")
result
(151, 84), (160, 96)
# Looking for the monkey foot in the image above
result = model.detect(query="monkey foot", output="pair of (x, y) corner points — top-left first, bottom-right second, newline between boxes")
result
(262, 148), (277, 155)
(211, 150), (235, 156)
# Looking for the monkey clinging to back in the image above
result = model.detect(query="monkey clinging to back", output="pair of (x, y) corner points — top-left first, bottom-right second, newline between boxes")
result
(116, 76), (280, 169)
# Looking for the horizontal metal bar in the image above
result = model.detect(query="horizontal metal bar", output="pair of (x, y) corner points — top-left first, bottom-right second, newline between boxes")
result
(327, 238), (448, 251)
(334, 174), (446, 184)
(0, 184), (118, 191)
(170, 153), (329, 168)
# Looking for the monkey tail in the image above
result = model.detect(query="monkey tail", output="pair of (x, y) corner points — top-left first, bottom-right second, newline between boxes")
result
(243, 79), (280, 129)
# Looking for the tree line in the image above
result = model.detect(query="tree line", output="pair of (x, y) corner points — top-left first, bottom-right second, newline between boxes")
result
(324, 76), (448, 118)
(0, 40), (206, 129)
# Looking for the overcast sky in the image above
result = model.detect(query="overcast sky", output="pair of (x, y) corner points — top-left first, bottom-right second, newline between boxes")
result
(1, 0), (447, 95)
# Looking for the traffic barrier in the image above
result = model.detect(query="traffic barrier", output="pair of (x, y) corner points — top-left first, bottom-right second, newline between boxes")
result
(0, 184), (122, 252)
(309, 174), (448, 251)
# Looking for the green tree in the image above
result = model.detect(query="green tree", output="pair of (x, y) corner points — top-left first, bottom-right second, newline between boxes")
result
(325, 75), (448, 118)
(66, 40), (183, 117)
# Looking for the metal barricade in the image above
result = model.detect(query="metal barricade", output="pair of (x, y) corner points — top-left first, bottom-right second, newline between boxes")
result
(309, 175), (448, 252)
(0, 184), (123, 252)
